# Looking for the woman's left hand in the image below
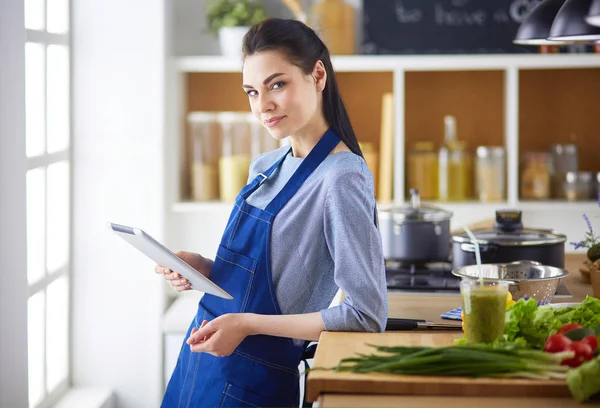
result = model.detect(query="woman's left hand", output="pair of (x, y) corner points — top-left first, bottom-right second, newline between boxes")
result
(186, 313), (250, 357)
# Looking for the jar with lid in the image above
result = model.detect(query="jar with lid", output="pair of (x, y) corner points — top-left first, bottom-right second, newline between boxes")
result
(218, 112), (252, 202)
(188, 112), (220, 201)
(248, 113), (279, 160)
(563, 171), (594, 201)
(550, 144), (578, 198)
(475, 146), (505, 202)
(407, 142), (438, 200)
(520, 152), (551, 200)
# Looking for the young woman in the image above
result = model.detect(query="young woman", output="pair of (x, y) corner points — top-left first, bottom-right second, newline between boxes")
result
(157, 17), (388, 408)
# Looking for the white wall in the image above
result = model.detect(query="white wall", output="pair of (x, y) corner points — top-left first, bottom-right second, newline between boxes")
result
(71, 1), (166, 407)
(0, 1), (29, 407)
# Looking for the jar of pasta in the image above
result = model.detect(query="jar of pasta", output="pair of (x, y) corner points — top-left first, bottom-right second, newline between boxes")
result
(520, 152), (551, 200)
(188, 112), (220, 201)
(218, 112), (252, 202)
(407, 142), (438, 200)
(475, 146), (505, 202)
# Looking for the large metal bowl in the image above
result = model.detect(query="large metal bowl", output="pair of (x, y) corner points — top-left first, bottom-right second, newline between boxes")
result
(452, 261), (570, 305)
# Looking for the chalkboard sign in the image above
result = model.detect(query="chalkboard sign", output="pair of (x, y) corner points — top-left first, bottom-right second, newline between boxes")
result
(362, 0), (543, 55)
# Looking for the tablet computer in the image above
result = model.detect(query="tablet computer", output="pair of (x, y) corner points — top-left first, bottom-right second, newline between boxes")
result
(108, 222), (233, 300)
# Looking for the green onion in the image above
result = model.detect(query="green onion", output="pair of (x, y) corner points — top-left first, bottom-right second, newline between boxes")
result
(324, 345), (573, 380)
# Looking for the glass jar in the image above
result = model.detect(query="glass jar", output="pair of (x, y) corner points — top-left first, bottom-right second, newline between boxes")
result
(563, 171), (594, 201)
(475, 146), (505, 202)
(550, 144), (578, 198)
(248, 113), (279, 160)
(188, 112), (220, 201)
(438, 140), (471, 201)
(520, 152), (551, 200)
(407, 142), (438, 200)
(218, 112), (252, 202)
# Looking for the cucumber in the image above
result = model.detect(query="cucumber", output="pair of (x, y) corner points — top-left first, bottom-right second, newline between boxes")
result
(564, 327), (597, 341)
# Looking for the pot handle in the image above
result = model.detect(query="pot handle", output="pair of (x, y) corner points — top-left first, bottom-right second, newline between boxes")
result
(460, 243), (496, 254)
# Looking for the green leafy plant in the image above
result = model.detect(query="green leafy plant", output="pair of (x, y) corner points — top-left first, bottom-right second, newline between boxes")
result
(206, 0), (267, 34)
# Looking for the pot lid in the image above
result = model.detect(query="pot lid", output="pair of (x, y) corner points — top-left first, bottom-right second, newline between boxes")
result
(452, 228), (567, 246)
(452, 210), (566, 246)
(386, 189), (452, 222)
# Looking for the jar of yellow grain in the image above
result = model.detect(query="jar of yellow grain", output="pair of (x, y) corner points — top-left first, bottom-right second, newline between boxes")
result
(188, 112), (220, 201)
(218, 112), (252, 202)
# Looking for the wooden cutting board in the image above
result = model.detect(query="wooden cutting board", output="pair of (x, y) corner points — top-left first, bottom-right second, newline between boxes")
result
(306, 332), (570, 402)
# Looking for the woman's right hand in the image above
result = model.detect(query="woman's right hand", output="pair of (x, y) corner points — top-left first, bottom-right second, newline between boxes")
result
(154, 251), (212, 292)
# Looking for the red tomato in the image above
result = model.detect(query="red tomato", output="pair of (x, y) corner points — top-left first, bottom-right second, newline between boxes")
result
(581, 335), (599, 351)
(561, 341), (595, 368)
(544, 334), (572, 353)
(557, 323), (584, 334)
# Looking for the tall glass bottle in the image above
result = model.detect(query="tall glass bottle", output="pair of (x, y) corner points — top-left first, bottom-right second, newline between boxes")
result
(438, 115), (471, 201)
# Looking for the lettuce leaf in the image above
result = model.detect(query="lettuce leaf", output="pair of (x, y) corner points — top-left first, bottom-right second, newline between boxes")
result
(502, 296), (600, 349)
(567, 356), (600, 402)
(503, 298), (562, 349)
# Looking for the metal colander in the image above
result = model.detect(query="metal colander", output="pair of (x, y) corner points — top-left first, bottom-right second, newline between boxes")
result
(451, 261), (570, 305)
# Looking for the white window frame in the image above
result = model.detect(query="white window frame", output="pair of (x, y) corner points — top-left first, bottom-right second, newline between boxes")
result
(25, 2), (73, 407)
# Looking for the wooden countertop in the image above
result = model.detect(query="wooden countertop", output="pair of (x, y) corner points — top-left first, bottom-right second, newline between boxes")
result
(309, 254), (598, 407)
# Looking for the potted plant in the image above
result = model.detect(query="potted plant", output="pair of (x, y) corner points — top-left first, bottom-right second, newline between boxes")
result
(571, 194), (600, 297)
(206, 0), (267, 58)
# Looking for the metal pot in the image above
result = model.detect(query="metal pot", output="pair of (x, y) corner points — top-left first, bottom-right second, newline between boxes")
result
(452, 210), (567, 269)
(379, 189), (453, 262)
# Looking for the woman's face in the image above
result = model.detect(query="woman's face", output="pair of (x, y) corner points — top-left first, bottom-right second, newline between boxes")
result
(242, 50), (325, 140)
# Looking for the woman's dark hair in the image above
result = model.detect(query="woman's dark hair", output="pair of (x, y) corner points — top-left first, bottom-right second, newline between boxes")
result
(242, 18), (363, 159)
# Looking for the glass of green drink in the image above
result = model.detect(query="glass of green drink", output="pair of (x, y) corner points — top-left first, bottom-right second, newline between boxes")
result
(460, 278), (510, 344)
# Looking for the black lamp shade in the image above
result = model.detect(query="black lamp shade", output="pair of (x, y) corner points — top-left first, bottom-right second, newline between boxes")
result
(586, 0), (600, 27)
(548, 0), (600, 41)
(514, 0), (568, 45)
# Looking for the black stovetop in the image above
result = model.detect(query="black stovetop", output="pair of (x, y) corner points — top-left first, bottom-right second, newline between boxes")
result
(385, 260), (460, 293)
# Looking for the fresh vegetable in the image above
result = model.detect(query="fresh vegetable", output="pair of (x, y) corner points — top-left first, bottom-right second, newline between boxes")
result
(562, 342), (595, 368)
(557, 323), (583, 334)
(567, 356), (600, 402)
(501, 296), (600, 350)
(544, 334), (572, 353)
(563, 327), (596, 342)
(331, 344), (572, 380)
(582, 335), (599, 351)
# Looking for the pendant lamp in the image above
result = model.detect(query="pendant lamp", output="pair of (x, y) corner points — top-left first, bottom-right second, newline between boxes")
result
(586, 0), (600, 26)
(514, 0), (568, 45)
(548, 0), (600, 42)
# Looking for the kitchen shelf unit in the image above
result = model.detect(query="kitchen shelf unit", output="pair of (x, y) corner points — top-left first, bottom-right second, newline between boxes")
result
(166, 53), (600, 214)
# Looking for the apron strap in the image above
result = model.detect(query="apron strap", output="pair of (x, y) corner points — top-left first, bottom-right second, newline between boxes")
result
(240, 147), (292, 200)
(265, 129), (340, 214)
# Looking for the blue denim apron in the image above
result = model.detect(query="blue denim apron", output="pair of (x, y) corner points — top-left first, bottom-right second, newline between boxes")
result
(161, 129), (341, 408)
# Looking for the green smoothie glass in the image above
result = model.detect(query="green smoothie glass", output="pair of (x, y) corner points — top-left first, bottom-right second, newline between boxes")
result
(460, 278), (510, 344)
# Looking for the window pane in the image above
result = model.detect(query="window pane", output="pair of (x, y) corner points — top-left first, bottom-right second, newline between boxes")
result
(46, 275), (69, 392)
(25, 43), (45, 157)
(25, 0), (45, 30)
(28, 291), (45, 408)
(47, 0), (69, 34)
(27, 168), (46, 284)
(47, 161), (69, 273)
(47, 45), (70, 153)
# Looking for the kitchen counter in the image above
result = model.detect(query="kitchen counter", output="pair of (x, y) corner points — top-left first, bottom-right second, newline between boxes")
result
(308, 254), (598, 407)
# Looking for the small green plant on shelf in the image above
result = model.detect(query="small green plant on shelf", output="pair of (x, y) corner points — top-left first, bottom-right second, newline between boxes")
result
(206, 0), (267, 34)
